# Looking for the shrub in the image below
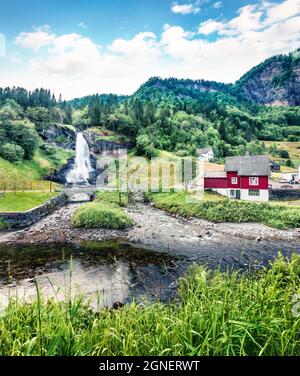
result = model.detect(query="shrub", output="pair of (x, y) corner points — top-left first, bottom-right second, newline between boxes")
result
(287, 135), (300, 141)
(0, 143), (24, 163)
(55, 135), (68, 144)
(286, 159), (294, 167)
(71, 202), (133, 229)
(0, 218), (10, 230)
(280, 149), (289, 158)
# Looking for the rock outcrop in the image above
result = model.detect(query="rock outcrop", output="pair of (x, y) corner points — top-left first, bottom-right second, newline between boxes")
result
(39, 123), (76, 149)
(236, 51), (300, 106)
(83, 130), (132, 154)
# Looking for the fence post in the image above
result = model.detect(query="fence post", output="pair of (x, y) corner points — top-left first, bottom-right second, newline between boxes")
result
(13, 173), (16, 195)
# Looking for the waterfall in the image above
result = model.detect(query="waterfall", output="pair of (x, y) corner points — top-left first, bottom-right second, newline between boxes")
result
(66, 133), (94, 184)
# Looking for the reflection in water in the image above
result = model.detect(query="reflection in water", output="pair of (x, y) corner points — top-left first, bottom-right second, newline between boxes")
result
(0, 241), (184, 309)
(0, 237), (299, 309)
(1, 259), (131, 309)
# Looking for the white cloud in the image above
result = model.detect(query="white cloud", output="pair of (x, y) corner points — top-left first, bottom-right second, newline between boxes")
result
(198, 19), (225, 34)
(171, 2), (200, 15)
(9, 1), (300, 98)
(161, 24), (201, 60)
(220, 4), (264, 36)
(110, 32), (159, 57)
(199, 0), (300, 36)
(31, 33), (102, 75)
(15, 26), (56, 50)
(213, 1), (223, 9)
(264, 0), (300, 25)
(78, 22), (88, 29)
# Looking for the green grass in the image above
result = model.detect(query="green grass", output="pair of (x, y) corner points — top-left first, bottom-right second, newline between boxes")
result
(265, 141), (300, 170)
(0, 146), (74, 190)
(71, 201), (133, 229)
(147, 191), (300, 229)
(0, 156), (46, 182)
(1, 253), (300, 356)
(95, 191), (128, 207)
(40, 146), (74, 170)
(269, 200), (300, 208)
(0, 192), (58, 212)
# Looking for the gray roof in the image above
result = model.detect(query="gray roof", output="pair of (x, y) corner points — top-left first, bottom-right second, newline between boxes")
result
(204, 171), (227, 178)
(225, 155), (270, 176)
(197, 148), (213, 155)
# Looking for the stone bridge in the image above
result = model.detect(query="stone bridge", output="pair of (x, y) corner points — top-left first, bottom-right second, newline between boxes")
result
(63, 186), (146, 203)
(63, 186), (99, 201)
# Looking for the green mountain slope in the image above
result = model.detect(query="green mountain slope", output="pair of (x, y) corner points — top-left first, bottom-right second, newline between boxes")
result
(236, 50), (300, 106)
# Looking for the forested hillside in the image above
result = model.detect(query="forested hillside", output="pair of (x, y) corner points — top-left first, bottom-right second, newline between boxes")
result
(0, 50), (299, 173)
(0, 88), (74, 185)
(68, 78), (300, 159)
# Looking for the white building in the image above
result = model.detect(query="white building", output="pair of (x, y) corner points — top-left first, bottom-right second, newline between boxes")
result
(197, 148), (214, 162)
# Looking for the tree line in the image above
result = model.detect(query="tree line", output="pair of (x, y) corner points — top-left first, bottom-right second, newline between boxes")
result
(0, 77), (300, 167)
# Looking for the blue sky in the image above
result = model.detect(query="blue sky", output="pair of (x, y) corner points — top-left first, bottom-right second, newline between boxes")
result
(0, 0), (299, 98)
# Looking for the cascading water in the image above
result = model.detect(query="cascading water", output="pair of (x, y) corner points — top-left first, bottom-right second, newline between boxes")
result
(66, 133), (94, 184)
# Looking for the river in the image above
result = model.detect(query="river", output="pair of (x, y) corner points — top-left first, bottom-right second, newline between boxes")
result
(0, 202), (299, 309)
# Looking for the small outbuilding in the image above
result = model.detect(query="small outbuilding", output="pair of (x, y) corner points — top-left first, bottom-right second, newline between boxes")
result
(197, 148), (214, 162)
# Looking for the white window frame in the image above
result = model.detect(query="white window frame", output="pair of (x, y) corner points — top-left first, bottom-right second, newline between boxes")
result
(230, 189), (235, 197)
(249, 189), (260, 196)
(231, 177), (238, 184)
(249, 177), (259, 186)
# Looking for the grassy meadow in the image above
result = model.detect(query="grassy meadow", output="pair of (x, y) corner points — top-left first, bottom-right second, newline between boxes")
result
(265, 141), (300, 171)
(0, 192), (58, 212)
(0, 146), (73, 192)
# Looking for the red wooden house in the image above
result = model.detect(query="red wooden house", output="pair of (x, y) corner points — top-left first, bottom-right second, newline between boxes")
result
(204, 154), (271, 202)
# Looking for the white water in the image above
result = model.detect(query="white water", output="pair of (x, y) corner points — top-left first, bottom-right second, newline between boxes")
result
(66, 133), (93, 184)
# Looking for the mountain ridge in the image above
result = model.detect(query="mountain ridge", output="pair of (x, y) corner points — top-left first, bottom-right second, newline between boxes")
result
(66, 49), (300, 107)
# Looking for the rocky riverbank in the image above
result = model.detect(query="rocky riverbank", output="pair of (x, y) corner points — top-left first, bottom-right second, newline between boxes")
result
(127, 203), (300, 244)
(0, 202), (299, 249)
(0, 204), (126, 245)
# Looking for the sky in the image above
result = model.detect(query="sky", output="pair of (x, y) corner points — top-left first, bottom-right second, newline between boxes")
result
(0, 0), (299, 99)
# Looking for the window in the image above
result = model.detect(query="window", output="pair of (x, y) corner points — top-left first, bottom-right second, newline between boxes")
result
(249, 189), (260, 196)
(231, 177), (238, 184)
(230, 190), (235, 197)
(249, 177), (259, 186)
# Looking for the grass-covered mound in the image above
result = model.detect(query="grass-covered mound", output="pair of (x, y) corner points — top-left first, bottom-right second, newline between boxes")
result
(1, 254), (300, 356)
(71, 202), (133, 229)
(147, 192), (300, 229)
